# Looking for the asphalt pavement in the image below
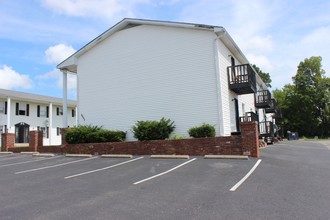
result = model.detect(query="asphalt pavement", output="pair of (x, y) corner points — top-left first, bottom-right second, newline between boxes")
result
(0, 140), (329, 220)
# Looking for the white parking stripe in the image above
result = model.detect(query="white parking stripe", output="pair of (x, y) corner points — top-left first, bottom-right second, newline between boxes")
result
(64, 157), (144, 179)
(0, 154), (30, 162)
(15, 157), (97, 174)
(230, 159), (262, 192)
(133, 158), (197, 185)
(0, 155), (62, 168)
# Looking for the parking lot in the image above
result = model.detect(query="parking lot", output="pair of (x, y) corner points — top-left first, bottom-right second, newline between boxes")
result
(0, 152), (260, 220)
(1, 140), (329, 220)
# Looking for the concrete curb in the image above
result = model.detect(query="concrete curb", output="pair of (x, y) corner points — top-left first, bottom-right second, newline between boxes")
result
(101, 154), (133, 158)
(0, 152), (14, 154)
(32, 153), (55, 157)
(65, 154), (93, 158)
(204, 155), (249, 160)
(20, 152), (39, 155)
(150, 155), (190, 159)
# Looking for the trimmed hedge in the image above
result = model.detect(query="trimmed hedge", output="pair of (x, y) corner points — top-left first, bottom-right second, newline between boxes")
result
(188, 123), (216, 138)
(132, 118), (176, 141)
(65, 125), (126, 144)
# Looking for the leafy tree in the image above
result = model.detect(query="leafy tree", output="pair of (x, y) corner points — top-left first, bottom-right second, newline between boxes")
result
(274, 56), (330, 137)
(252, 64), (272, 88)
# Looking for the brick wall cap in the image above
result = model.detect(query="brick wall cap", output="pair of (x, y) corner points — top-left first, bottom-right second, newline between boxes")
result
(150, 155), (190, 159)
(204, 155), (249, 160)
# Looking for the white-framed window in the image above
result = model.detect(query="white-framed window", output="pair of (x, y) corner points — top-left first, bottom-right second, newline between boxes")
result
(56, 107), (63, 116)
(57, 127), (61, 136)
(0, 101), (7, 114)
(38, 126), (49, 138)
(37, 105), (48, 117)
(0, 101), (4, 114)
(16, 103), (29, 116)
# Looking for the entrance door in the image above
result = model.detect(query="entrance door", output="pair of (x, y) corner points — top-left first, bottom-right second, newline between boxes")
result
(234, 99), (240, 132)
(15, 122), (30, 143)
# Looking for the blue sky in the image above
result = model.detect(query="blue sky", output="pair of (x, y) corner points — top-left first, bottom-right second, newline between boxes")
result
(1, 0), (330, 99)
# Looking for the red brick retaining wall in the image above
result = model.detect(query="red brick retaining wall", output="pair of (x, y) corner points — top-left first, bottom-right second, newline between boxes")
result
(29, 131), (43, 152)
(38, 135), (242, 156)
(5, 122), (260, 158)
(1, 133), (15, 151)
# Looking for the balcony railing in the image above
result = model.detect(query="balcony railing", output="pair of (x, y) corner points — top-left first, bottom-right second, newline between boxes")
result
(255, 90), (271, 108)
(274, 108), (282, 118)
(265, 98), (277, 113)
(227, 64), (257, 94)
(240, 111), (259, 122)
(259, 121), (274, 137)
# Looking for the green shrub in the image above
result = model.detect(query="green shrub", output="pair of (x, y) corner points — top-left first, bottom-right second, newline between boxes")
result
(132, 118), (176, 141)
(65, 125), (126, 144)
(188, 123), (216, 138)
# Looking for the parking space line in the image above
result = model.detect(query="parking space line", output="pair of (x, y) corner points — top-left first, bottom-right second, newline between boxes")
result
(64, 156), (144, 179)
(133, 158), (197, 185)
(15, 157), (97, 174)
(0, 155), (62, 168)
(230, 159), (262, 192)
(0, 154), (30, 162)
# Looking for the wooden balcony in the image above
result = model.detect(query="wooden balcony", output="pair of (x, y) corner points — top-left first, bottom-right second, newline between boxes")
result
(274, 108), (282, 118)
(259, 121), (274, 137)
(240, 111), (259, 122)
(255, 90), (271, 108)
(265, 98), (277, 113)
(227, 64), (257, 94)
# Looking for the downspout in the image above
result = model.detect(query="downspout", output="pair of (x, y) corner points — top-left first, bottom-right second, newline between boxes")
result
(213, 28), (226, 136)
(49, 102), (53, 145)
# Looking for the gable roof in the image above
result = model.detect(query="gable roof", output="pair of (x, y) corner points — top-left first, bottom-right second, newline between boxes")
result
(57, 18), (249, 73)
(57, 18), (267, 90)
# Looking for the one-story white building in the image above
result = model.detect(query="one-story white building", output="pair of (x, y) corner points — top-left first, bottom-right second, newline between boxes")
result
(0, 89), (77, 146)
(58, 18), (275, 140)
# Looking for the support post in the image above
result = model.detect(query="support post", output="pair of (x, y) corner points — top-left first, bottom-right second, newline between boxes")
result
(62, 70), (68, 128)
(49, 102), (53, 145)
(6, 97), (11, 132)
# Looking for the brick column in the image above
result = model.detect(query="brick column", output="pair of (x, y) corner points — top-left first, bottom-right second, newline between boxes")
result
(1, 133), (15, 151)
(61, 128), (68, 145)
(240, 121), (260, 158)
(29, 131), (43, 152)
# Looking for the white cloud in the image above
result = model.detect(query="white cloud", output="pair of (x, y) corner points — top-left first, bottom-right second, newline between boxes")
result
(41, 0), (149, 19)
(247, 54), (273, 73)
(45, 44), (76, 64)
(0, 65), (33, 89)
(36, 68), (77, 90)
(239, 35), (273, 54)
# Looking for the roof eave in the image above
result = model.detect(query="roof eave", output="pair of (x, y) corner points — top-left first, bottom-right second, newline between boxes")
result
(214, 28), (267, 89)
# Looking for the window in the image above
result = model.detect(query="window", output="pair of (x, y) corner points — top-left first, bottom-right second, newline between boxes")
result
(72, 109), (75, 117)
(0, 101), (4, 114)
(38, 126), (49, 138)
(57, 127), (61, 136)
(16, 103), (29, 116)
(37, 105), (49, 117)
(56, 107), (63, 116)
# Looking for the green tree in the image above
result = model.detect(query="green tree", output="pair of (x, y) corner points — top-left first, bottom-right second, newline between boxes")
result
(252, 64), (272, 88)
(274, 56), (330, 137)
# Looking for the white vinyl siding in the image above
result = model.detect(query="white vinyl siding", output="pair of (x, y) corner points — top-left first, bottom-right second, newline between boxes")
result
(78, 25), (220, 139)
(216, 39), (242, 134)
